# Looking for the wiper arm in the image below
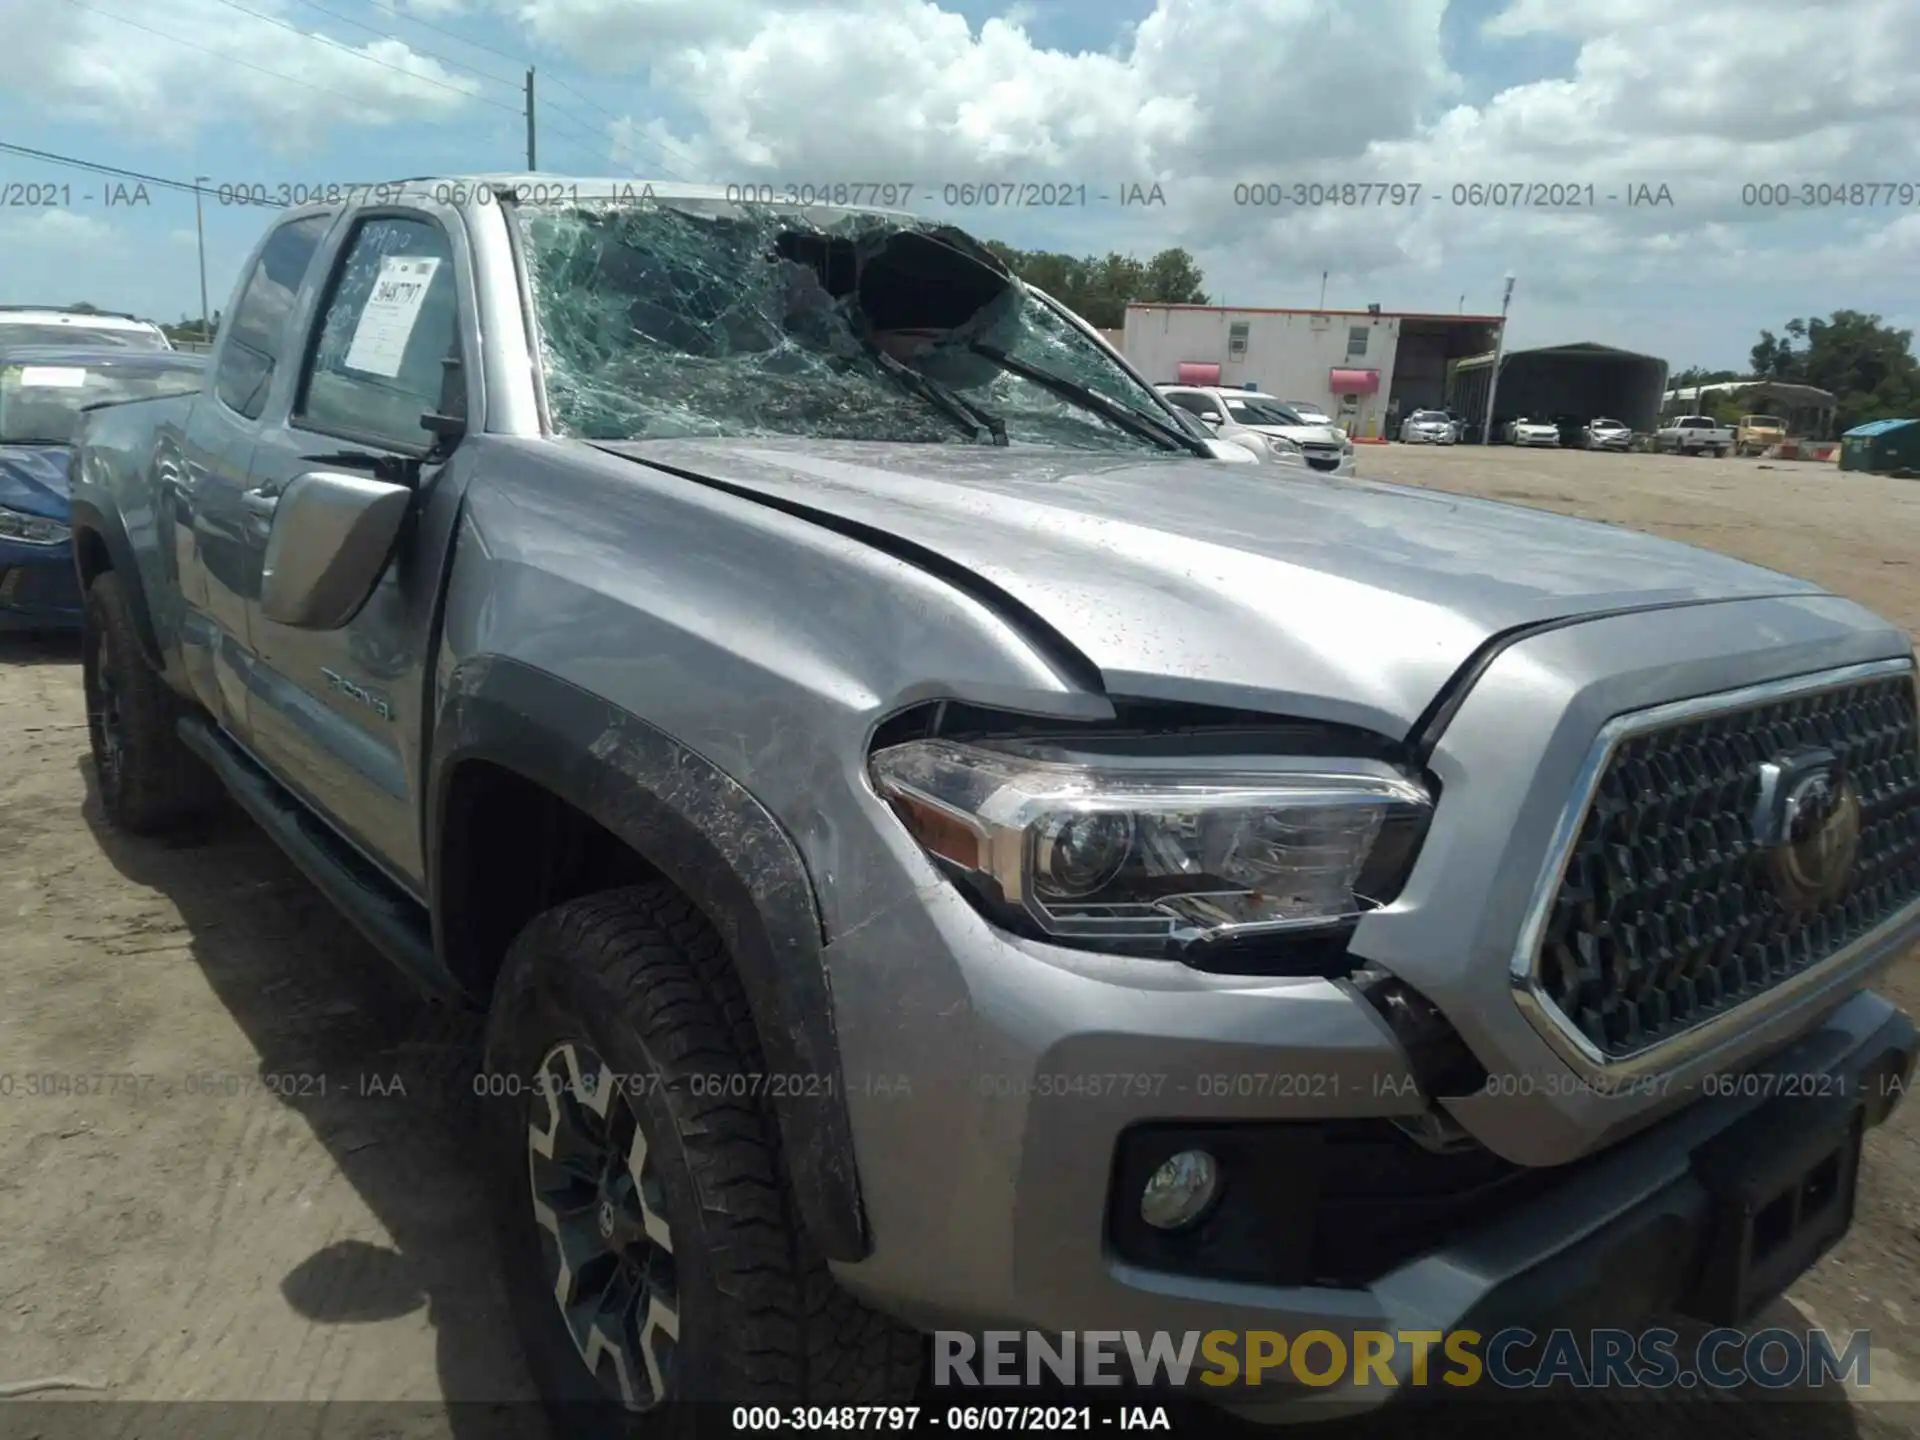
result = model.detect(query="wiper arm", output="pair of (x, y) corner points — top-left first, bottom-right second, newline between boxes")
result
(970, 343), (1207, 456)
(863, 341), (1007, 446)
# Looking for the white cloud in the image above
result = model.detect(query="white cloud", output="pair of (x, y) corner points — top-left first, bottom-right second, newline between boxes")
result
(1, 0), (494, 146)
(11, 0), (1914, 362)
(0, 209), (119, 251)
(495, 0), (1918, 362)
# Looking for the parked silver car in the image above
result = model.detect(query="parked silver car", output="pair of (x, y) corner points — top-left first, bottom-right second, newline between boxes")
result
(69, 174), (1920, 1429)
(1584, 416), (1633, 450)
(1399, 408), (1456, 444)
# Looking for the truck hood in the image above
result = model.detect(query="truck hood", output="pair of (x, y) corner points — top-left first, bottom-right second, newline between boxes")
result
(599, 437), (1828, 735)
(0, 445), (73, 521)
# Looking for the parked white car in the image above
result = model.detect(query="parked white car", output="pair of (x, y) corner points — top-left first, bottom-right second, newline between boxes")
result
(1584, 417), (1633, 451)
(1167, 409), (1303, 467)
(0, 306), (173, 351)
(1506, 416), (1561, 447)
(1400, 409), (1456, 444)
(1284, 399), (1335, 425)
(1158, 385), (1356, 474)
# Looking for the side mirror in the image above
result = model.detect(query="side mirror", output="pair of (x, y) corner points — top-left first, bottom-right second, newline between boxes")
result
(259, 469), (412, 629)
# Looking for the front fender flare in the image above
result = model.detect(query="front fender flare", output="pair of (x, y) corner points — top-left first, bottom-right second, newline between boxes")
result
(67, 499), (162, 667)
(429, 655), (870, 1262)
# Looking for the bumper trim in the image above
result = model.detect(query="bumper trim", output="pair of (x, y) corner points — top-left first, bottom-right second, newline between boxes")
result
(1508, 654), (1920, 1083)
(1212, 1000), (1913, 1419)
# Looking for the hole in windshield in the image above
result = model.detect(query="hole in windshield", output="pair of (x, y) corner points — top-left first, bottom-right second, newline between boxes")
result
(514, 197), (1192, 455)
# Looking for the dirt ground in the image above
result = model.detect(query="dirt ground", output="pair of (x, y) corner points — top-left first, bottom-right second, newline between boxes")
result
(3, 445), (1920, 1440)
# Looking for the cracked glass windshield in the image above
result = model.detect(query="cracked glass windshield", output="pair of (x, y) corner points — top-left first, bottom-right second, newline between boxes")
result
(512, 195), (1192, 454)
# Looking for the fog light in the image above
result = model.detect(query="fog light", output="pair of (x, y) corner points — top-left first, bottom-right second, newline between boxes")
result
(1140, 1150), (1220, 1230)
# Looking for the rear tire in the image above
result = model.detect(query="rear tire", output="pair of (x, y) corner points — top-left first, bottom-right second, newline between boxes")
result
(81, 571), (221, 835)
(481, 883), (921, 1438)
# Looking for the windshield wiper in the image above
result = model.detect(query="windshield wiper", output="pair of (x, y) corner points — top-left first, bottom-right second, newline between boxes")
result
(969, 344), (1206, 456)
(863, 341), (1007, 446)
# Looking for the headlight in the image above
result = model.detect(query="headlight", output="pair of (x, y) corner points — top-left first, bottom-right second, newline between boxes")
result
(869, 738), (1431, 960)
(0, 507), (69, 545)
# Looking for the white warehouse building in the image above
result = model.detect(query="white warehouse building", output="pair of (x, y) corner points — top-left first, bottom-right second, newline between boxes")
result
(1122, 303), (1505, 440)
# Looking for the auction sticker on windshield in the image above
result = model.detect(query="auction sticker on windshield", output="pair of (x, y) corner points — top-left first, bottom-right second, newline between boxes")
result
(344, 255), (441, 378)
(16, 367), (87, 387)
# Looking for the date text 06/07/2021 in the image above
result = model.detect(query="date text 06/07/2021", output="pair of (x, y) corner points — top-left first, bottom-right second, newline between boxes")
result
(201, 180), (1170, 210)
(1228, 181), (1677, 208)
(0, 1071), (391, 1099)
(727, 1403), (1175, 1432)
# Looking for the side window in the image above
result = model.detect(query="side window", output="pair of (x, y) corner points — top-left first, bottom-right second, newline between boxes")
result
(214, 214), (331, 420)
(1166, 393), (1216, 420)
(297, 215), (460, 452)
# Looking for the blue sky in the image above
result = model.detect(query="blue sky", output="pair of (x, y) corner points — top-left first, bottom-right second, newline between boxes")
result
(3, 0), (1916, 371)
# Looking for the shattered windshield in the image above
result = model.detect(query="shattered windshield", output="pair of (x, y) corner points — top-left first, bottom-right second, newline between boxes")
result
(513, 197), (1187, 454)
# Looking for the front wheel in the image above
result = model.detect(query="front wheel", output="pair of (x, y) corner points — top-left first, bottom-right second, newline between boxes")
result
(81, 571), (221, 834)
(481, 884), (921, 1438)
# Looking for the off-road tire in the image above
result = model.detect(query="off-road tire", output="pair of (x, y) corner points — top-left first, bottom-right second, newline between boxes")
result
(82, 570), (221, 835)
(481, 883), (921, 1438)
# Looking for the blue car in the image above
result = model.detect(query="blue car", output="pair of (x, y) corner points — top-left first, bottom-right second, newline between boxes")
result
(0, 345), (204, 632)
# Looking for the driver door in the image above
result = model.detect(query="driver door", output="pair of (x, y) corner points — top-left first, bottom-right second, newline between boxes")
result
(238, 205), (474, 895)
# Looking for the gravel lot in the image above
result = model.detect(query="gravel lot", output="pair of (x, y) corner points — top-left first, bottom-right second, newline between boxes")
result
(2, 444), (1918, 1439)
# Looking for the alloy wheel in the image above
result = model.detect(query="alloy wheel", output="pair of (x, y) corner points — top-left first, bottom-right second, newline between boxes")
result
(526, 1040), (680, 1409)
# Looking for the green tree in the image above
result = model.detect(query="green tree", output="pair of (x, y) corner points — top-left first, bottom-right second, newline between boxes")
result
(982, 242), (1207, 328)
(162, 313), (219, 344)
(1750, 311), (1919, 429)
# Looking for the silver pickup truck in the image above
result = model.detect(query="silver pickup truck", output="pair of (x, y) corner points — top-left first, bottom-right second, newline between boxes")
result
(69, 176), (1920, 1426)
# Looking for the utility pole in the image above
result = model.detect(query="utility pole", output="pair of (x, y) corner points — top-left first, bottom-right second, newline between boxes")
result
(1479, 273), (1515, 445)
(525, 69), (536, 170)
(193, 176), (211, 343)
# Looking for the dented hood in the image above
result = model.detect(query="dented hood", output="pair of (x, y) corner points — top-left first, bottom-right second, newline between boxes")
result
(599, 437), (1827, 735)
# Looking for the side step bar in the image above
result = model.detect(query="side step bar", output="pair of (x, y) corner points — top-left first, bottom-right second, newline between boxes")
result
(176, 714), (450, 998)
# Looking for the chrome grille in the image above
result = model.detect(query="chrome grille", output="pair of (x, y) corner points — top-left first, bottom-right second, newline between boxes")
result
(1531, 667), (1920, 1061)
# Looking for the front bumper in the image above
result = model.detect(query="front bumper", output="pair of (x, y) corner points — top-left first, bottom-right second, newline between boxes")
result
(1220, 994), (1914, 1421)
(817, 594), (1918, 1423)
(0, 539), (81, 630)
(1300, 450), (1356, 475)
(1401, 431), (1453, 445)
(1514, 433), (1561, 447)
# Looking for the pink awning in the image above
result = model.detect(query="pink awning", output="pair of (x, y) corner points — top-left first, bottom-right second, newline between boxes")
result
(1177, 361), (1222, 385)
(1329, 367), (1379, 395)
